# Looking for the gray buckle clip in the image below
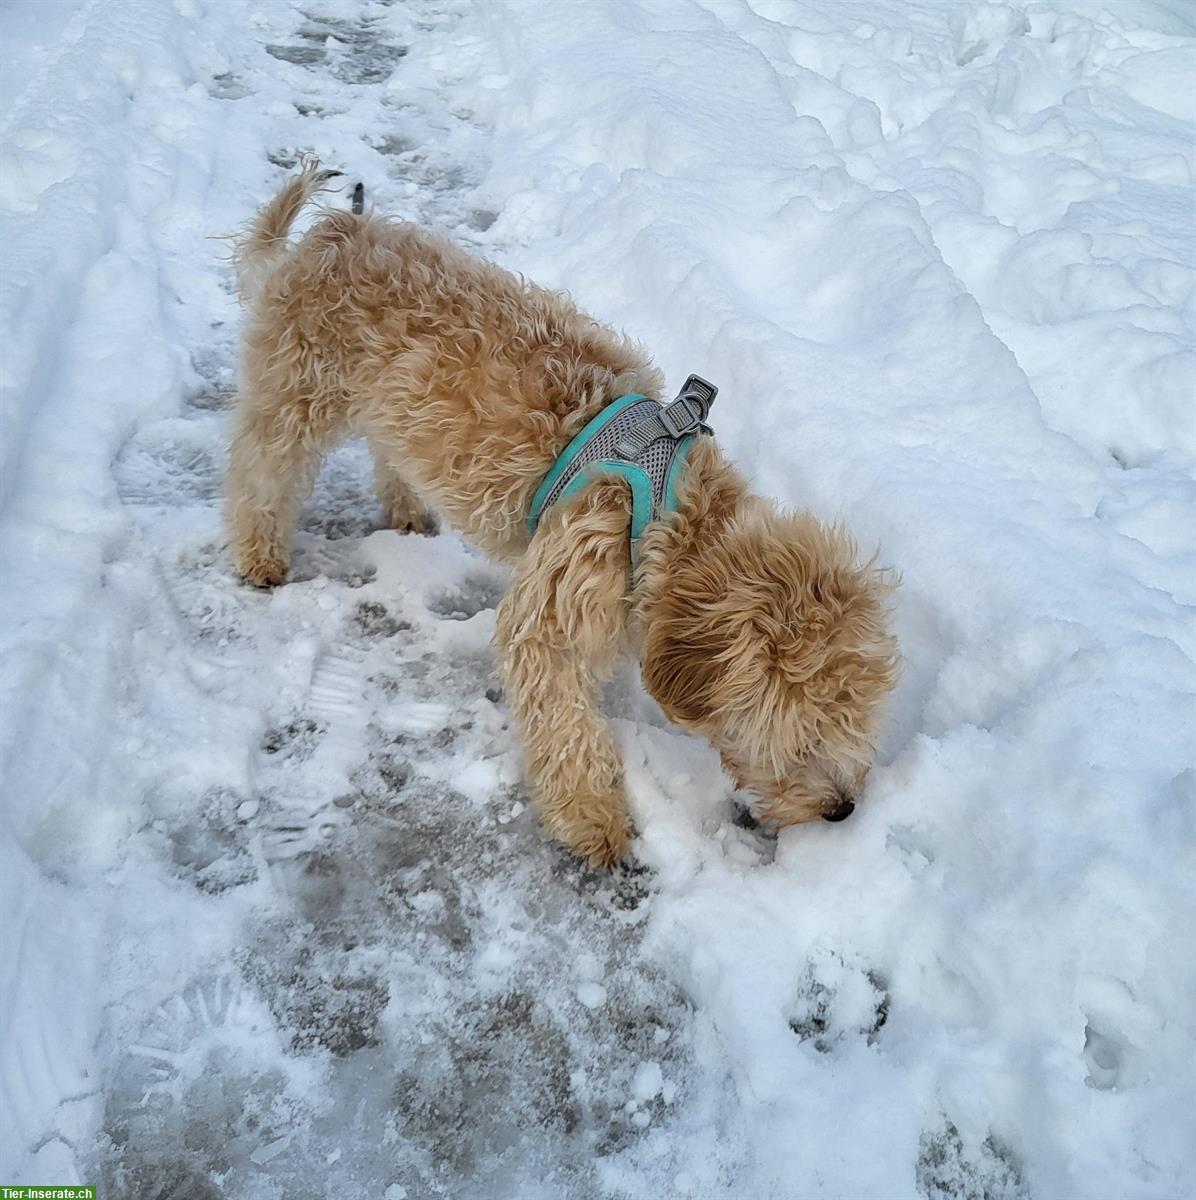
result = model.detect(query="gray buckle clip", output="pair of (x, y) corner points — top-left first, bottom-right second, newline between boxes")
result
(678, 373), (718, 416)
(660, 374), (719, 438)
(659, 395), (704, 438)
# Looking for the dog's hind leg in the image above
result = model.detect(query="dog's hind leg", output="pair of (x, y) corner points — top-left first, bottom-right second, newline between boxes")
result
(368, 439), (438, 535)
(495, 482), (633, 867)
(225, 389), (328, 587)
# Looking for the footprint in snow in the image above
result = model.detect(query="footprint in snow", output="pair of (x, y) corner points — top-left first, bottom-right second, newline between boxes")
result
(288, 541), (377, 587)
(353, 598), (412, 639)
(165, 555), (249, 644)
(208, 71), (251, 101)
(266, 17), (407, 86)
(787, 964), (890, 1052)
(165, 788), (257, 894)
(427, 571), (505, 620)
(389, 699), (456, 736)
(114, 433), (220, 507)
(260, 716), (325, 762)
(186, 346), (237, 412)
(917, 1118), (1027, 1200)
(95, 976), (313, 1198)
(1083, 1018), (1140, 1092)
(265, 42), (326, 66)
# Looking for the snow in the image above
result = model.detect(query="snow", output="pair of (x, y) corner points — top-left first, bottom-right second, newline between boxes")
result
(0, 0), (1193, 1197)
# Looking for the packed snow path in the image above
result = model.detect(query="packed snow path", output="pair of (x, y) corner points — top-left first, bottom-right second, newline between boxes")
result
(1, 1), (1193, 1198)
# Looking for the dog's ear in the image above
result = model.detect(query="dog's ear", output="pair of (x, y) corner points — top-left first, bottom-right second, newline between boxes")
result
(641, 576), (757, 730)
(641, 619), (725, 728)
(641, 508), (899, 768)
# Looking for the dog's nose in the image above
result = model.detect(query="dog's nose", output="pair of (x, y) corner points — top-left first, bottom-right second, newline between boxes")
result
(822, 800), (855, 823)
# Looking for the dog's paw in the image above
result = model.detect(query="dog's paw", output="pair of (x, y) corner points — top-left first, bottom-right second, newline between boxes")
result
(566, 805), (632, 870)
(238, 554), (289, 588)
(386, 501), (438, 536)
(584, 834), (630, 870)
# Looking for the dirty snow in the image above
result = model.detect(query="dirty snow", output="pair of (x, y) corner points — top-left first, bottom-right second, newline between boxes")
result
(1, 0), (1193, 1197)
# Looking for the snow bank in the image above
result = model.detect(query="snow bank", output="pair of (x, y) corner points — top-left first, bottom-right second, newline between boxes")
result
(0, 0), (1192, 1196)
(455, 1), (1196, 1195)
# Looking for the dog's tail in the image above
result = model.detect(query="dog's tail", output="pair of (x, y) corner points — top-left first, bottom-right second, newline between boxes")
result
(232, 161), (357, 304)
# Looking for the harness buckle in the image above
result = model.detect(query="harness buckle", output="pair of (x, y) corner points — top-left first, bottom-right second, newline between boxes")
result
(678, 373), (718, 416)
(659, 375), (719, 438)
(659, 395), (704, 438)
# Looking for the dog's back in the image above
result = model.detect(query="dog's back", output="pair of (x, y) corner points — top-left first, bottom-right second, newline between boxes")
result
(228, 164), (661, 567)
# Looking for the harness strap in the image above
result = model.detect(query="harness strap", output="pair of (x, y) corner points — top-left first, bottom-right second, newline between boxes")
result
(614, 378), (717, 460)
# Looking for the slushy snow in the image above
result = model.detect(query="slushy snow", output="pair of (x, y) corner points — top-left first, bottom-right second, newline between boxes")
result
(1, 0), (1193, 1197)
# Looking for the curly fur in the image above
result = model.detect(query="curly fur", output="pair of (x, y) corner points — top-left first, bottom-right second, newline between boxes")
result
(225, 163), (899, 866)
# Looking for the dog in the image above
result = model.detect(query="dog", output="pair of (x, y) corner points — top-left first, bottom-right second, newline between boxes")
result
(225, 163), (899, 867)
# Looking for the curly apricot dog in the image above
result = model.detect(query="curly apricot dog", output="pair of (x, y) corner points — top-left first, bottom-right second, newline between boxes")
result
(226, 164), (899, 866)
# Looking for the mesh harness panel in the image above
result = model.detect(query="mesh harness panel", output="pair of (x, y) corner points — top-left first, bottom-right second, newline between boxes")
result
(526, 383), (716, 568)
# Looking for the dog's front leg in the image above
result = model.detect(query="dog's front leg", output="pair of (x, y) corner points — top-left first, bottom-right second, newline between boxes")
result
(495, 485), (633, 867)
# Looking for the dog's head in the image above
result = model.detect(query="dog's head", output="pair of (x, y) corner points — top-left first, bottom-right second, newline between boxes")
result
(641, 505), (898, 826)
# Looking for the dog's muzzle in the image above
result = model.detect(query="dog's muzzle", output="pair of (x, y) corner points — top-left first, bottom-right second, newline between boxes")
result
(822, 800), (856, 823)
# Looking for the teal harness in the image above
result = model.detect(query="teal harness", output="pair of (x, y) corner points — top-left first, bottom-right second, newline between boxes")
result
(526, 375), (717, 566)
